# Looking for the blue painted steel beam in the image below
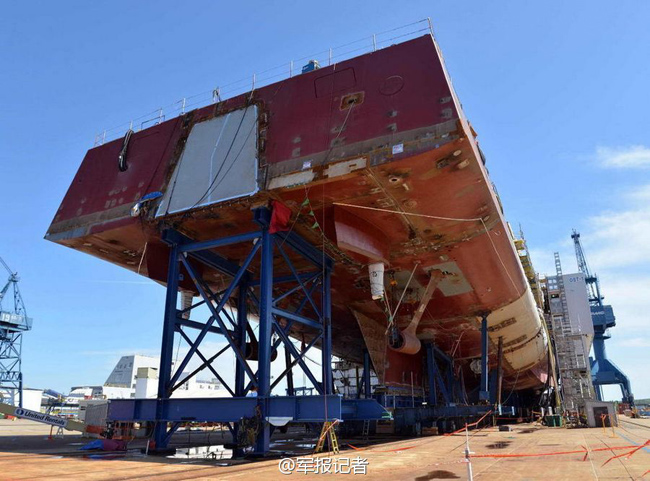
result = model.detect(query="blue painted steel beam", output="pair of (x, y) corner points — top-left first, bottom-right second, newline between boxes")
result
(270, 334), (321, 391)
(233, 282), (248, 457)
(272, 307), (322, 331)
(274, 240), (322, 319)
(255, 225), (274, 453)
(362, 349), (371, 398)
(154, 244), (181, 447)
(173, 251), (259, 387)
(175, 317), (230, 336)
(149, 208), (337, 454)
(161, 229), (242, 278)
(341, 399), (389, 420)
(187, 251), (242, 280)
(271, 271), (321, 306)
(479, 316), (490, 401)
(433, 357), (451, 404)
(272, 319), (324, 394)
(179, 231), (261, 254)
(432, 344), (453, 365)
(322, 268), (332, 394)
(173, 343), (230, 392)
(176, 288), (228, 316)
(274, 231), (332, 270)
(425, 343), (437, 405)
(246, 279), (324, 393)
(114, 397), (505, 425)
(109, 396), (392, 423)
(235, 283), (248, 398)
(175, 329), (235, 396)
(249, 271), (321, 287)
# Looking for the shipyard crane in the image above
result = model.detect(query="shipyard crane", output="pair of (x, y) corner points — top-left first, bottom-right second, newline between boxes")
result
(571, 231), (634, 405)
(0, 255), (32, 408)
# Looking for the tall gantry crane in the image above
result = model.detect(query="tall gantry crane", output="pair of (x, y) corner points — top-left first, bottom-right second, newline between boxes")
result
(571, 230), (634, 405)
(0, 256), (32, 408)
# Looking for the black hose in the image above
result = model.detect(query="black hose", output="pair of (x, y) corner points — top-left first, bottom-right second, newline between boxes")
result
(118, 129), (134, 172)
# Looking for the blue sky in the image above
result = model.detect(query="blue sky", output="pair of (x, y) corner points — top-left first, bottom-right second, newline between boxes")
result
(1, 1), (648, 400)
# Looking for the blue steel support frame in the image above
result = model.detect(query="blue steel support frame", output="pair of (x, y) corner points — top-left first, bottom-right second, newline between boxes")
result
(362, 349), (371, 399)
(479, 315), (490, 402)
(148, 206), (346, 455)
(426, 343), (451, 404)
(425, 343), (437, 405)
(153, 243), (181, 446)
(255, 220), (274, 452)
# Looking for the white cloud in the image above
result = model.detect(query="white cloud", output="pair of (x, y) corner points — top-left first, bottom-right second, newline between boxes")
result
(577, 183), (650, 336)
(596, 145), (650, 169)
(586, 205), (650, 270)
(596, 273), (650, 335)
(626, 183), (650, 201)
(617, 338), (650, 348)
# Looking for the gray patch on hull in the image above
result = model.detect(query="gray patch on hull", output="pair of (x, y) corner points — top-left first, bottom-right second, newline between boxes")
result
(424, 261), (473, 296)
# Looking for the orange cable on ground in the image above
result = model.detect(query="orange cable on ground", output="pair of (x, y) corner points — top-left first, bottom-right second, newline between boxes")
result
(469, 440), (650, 460)
(444, 410), (493, 437)
(347, 442), (417, 453)
(601, 439), (650, 466)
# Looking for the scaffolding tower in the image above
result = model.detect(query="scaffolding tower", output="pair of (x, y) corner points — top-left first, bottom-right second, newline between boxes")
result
(549, 253), (594, 411)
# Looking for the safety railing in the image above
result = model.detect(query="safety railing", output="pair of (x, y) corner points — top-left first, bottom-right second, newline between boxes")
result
(92, 18), (434, 147)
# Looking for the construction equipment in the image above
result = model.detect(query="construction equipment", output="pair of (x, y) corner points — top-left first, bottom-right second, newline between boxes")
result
(0, 256), (32, 408)
(571, 230), (634, 405)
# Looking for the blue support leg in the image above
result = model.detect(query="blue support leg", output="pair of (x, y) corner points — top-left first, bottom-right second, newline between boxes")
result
(322, 268), (332, 395)
(363, 349), (371, 399)
(254, 226), (273, 455)
(154, 244), (180, 449)
(233, 282), (248, 456)
(235, 284), (248, 397)
(479, 315), (490, 402)
(425, 343), (437, 405)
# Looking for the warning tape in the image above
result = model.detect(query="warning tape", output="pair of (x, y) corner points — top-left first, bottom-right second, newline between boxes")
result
(347, 443), (416, 453)
(444, 410), (493, 437)
(470, 439), (650, 467)
(601, 439), (650, 466)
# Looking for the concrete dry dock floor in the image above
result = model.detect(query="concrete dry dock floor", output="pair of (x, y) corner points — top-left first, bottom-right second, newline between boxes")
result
(0, 417), (648, 480)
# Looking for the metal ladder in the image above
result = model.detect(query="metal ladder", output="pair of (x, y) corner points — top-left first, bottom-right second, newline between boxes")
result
(314, 421), (340, 454)
(362, 419), (371, 439)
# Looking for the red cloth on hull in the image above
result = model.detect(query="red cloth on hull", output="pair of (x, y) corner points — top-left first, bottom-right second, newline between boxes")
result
(269, 200), (292, 234)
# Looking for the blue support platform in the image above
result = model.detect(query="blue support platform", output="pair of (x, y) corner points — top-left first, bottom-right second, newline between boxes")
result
(109, 206), (386, 455)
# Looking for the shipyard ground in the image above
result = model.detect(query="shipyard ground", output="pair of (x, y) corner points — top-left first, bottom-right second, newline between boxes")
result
(1, 417), (648, 480)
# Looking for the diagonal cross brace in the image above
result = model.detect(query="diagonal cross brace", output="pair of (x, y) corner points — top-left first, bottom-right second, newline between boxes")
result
(272, 271), (322, 306)
(272, 317), (323, 394)
(172, 251), (259, 388)
(271, 334), (321, 391)
(241, 279), (322, 395)
(174, 329), (234, 396)
(274, 239), (322, 320)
